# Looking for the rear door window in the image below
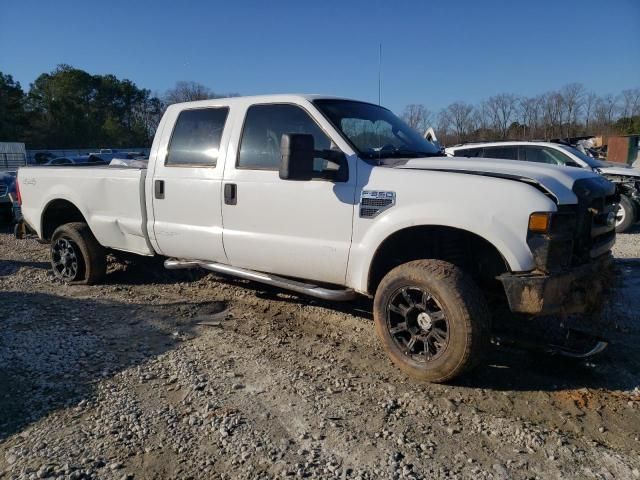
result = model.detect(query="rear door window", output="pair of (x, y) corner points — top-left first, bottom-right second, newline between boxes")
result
(453, 147), (483, 157)
(482, 146), (518, 160)
(167, 108), (229, 167)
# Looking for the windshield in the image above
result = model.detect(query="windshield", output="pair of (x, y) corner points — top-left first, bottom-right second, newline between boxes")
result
(314, 99), (441, 160)
(558, 145), (607, 168)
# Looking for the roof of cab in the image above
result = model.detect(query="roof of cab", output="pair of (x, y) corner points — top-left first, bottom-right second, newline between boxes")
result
(166, 94), (353, 111)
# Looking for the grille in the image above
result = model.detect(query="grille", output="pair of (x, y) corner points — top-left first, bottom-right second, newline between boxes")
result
(0, 184), (7, 197)
(360, 191), (396, 218)
(572, 178), (617, 264)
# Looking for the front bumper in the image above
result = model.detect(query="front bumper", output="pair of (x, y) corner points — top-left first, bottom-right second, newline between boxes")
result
(499, 254), (614, 315)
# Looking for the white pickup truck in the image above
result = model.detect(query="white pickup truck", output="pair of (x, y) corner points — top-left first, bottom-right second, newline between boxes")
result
(16, 95), (618, 382)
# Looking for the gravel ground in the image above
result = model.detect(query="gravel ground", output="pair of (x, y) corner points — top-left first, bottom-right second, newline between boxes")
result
(0, 226), (639, 480)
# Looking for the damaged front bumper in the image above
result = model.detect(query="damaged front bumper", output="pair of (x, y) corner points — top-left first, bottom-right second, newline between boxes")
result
(498, 254), (614, 315)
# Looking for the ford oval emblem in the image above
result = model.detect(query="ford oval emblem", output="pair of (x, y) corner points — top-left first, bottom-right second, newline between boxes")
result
(607, 211), (616, 227)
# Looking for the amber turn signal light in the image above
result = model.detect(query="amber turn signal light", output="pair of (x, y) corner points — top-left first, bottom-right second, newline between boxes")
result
(528, 212), (552, 233)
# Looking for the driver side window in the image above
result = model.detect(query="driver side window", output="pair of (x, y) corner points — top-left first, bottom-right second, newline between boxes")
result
(237, 104), (332, 171)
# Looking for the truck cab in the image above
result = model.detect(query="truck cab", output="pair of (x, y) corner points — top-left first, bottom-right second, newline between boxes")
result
(17, 95), (618, 383)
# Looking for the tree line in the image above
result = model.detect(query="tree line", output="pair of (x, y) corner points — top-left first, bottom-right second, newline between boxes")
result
(401, 83), (640, 145)
(0, 65), (236, 149)
(1, 65), (638, 149)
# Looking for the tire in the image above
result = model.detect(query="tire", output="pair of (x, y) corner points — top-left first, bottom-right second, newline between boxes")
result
(0, 205), (12, 225)
(373, 259), (490, 383)
(50, 222), (107, 285)
(615, 195), (636, 233)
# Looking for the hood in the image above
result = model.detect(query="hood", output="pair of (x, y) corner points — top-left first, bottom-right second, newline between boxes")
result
(394, 156), (606, 205)
(598, 164), (640, 178)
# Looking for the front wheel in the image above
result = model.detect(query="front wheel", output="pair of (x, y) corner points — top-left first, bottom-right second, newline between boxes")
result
(50, 222), (106, 284)
(373, 260), (490, 383)
(615, 195), (636, 233)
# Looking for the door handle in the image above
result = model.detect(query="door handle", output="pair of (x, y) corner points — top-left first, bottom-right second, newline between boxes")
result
(224, 183), (237, 205)
(155, 179), (165, 199)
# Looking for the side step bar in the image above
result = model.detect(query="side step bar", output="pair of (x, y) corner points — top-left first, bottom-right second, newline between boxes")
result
(164, 259), (356, 302)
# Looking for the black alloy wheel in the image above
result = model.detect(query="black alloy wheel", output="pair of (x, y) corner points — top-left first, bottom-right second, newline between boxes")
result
(387, 286), (450, 362)
(51, 236), (81, 281)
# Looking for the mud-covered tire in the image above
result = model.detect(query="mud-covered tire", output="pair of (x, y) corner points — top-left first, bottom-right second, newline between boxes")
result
(373, 259), (490, 383)
(50, 222), (106, 285)
(615, 195), (636, 233)
(0, 206), (13, 225)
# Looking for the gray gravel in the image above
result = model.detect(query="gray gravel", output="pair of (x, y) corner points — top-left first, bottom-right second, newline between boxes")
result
(0, 228), (639, 479)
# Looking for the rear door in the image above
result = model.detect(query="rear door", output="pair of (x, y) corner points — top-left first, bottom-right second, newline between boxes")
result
(220, 102), (356, 285)
(150, 106), (231, 261)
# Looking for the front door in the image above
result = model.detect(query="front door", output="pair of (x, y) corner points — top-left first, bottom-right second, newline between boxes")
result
(150, 106), (230, 261)
(221, 103), (355, 285)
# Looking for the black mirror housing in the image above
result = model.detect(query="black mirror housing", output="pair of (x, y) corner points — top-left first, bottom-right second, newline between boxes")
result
(280, 134), (315, 180)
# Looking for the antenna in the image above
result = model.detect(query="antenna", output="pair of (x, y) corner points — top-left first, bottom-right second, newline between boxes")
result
(378, 43), (382, 105)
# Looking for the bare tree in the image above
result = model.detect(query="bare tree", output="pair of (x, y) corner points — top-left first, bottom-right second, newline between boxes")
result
(163, 81), (240, 106)
(408, 84), (638, 146)
(473, 101), (493, 139)
(583, 91), (598, 133)
(594, 94), (619, 132)
(620, 88), (640, 117)
(560, 83), (585, 137)
(620, 88), (640, 130)
(540, 91), (564, 138)
(485, 93), (519, 139)
(436, 109), (452, 143)
(401, 104), (433, 133)
(441, 102), (475, 143)
(518, 96), (541, 140)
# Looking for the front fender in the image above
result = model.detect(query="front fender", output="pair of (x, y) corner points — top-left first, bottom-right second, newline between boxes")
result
(346, 175), (557, 294)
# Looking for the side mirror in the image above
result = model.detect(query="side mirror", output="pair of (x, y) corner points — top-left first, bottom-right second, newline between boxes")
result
(279, 133), (315, 180)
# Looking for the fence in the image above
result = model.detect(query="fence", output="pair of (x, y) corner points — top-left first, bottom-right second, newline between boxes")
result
(0, 153), (27, 171)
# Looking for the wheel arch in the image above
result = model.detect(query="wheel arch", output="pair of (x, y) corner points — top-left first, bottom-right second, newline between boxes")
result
(41, 198), (88, 241)
(365, 225), (511, 296)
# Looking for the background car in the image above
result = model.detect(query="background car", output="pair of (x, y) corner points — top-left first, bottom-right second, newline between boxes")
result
(0, 171), (17, 224)
(445, 141), (640, 233)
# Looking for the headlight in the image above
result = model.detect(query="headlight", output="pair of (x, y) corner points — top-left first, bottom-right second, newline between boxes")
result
(527, 209), (577, 273)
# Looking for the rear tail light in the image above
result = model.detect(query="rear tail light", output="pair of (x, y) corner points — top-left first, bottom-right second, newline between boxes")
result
(15, 178), (21, 205)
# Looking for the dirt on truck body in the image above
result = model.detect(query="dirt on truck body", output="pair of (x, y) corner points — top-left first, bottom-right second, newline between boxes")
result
(0, 227), (639, 479)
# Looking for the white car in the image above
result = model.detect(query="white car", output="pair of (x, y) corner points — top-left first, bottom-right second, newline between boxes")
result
(445, 141), (640, 232)
(16, 95), (617, 382)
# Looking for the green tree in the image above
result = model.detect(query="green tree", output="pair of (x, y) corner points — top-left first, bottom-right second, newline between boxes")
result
(25, 64), (161, 148)
(0, 73), (27, 141)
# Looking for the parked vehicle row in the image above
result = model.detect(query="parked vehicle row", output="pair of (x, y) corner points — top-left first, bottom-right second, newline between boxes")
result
(445, 141), (640, 233)
(33, 149), (147, 165)
(15, 94), (618, 383)
(0, 171), (17, 223)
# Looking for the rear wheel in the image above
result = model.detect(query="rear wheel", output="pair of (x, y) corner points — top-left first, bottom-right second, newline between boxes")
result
(50, 222), (106, 284)
(373, 259), (490, 383)
(615, 195), (636, 233)
(0, 205), (13, 225)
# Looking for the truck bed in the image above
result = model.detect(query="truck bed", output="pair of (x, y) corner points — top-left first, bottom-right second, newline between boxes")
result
(19, 165), (154, 256)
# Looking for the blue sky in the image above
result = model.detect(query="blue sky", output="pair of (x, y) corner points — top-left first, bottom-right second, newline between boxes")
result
(2, 0), (639, 113)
